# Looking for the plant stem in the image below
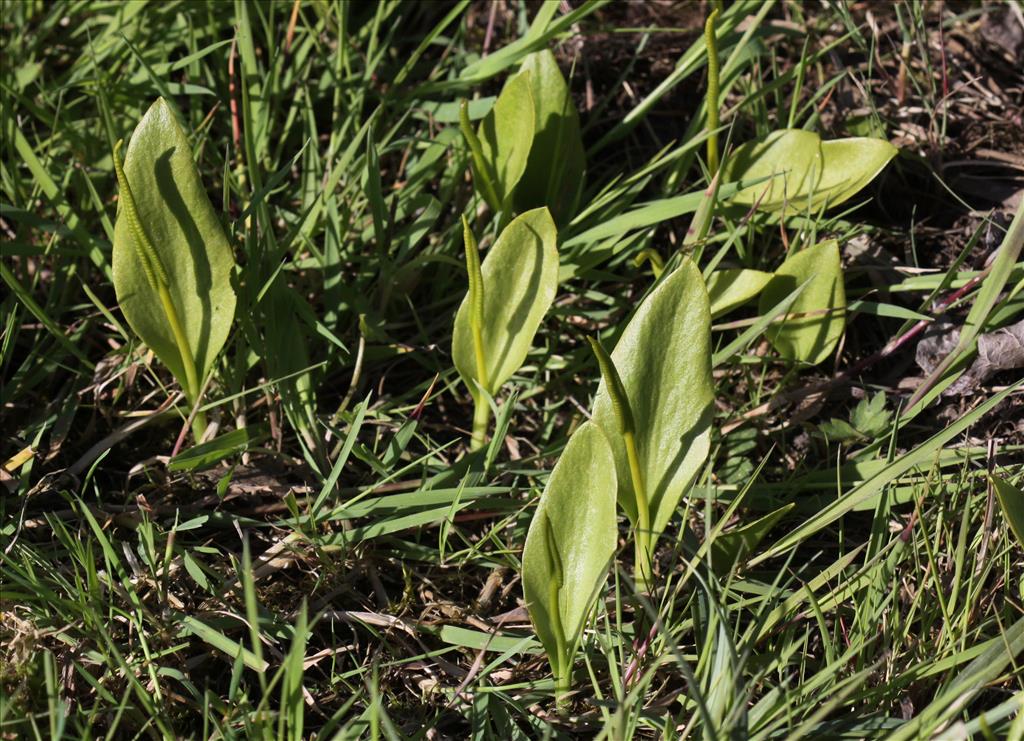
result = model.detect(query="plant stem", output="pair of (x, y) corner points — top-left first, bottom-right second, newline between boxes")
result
(157, 283), (207, 439)
(547, 569), (570, 713)
(470, 323), (487, 398)
(555, 660), (571, 715)
(624, 430), (652, 589)
(470, 392), (491, 451)
(588, 337), (652, 588)
(704, 8), (721, 173)
(463, 216), (491, 451)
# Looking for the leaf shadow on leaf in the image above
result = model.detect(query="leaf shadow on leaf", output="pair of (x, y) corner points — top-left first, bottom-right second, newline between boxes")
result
(647, 400), (714, 533)
(490, 221), (546, 380)
(155, 147), (213, 371)
(513, 52), (584, 226)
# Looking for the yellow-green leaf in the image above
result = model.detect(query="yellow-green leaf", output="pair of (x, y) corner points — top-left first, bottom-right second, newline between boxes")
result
(477, 71), (535, 211)
(706, 268), (772, 319)
(523, 422), (617, 681)
(816, 137), (900, 206)
(724, 129), (822, 213)
(452, 208), (558, 396)
(112, 98), (236, 387)
(512, 50), (585, 226)
(724, 129), (897, 214)
(591, 259), (714, 536)
(759, 239), (846, 365)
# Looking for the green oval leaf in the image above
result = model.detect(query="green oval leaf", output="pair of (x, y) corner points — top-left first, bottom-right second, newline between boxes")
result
(453, 207), (558, 396)
(477, 71), (535, 210)
(592, 259), (714, 536)
(817, 137), (899, 207)
(725, 129), (897, 214)
(523, 422), (618, 679)
(724, 129), (822, 213)
(758, 239), (846, 365)
(706, 268), (772, 319)
(113, 98), (236, 386)
(511, 50), (585, 226)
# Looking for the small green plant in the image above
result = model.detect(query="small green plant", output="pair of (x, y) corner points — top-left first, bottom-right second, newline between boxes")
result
(522, 421), (617, 710)
(818, 392), (892, 442)
(513, 50), (585, 226)
(589, 260), (714, 587)
(460, 50), (584, 226)
(112, 98), (237, 440)
(520, 259), (712, 705)
(452, 208), (558, 450)
(723, 128), (898, 214)
(10, 4), (1024, 737)
(459, 74), (533, 222)
(697, 2), (894, 369)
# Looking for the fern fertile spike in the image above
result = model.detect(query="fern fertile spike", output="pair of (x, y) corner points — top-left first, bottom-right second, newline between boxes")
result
(112, 139), (169, 290)
(462, 215), (489, 394)
(587, 336), (634, 435)
(459, 99), (502, 212)
(704, 8), (721, 173)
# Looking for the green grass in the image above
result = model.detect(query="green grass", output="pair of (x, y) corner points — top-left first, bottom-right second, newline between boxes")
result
(2, 0), (1023, 738)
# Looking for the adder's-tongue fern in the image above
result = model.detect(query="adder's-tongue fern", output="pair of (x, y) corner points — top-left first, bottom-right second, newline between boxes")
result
(112, 138), (203, 427)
